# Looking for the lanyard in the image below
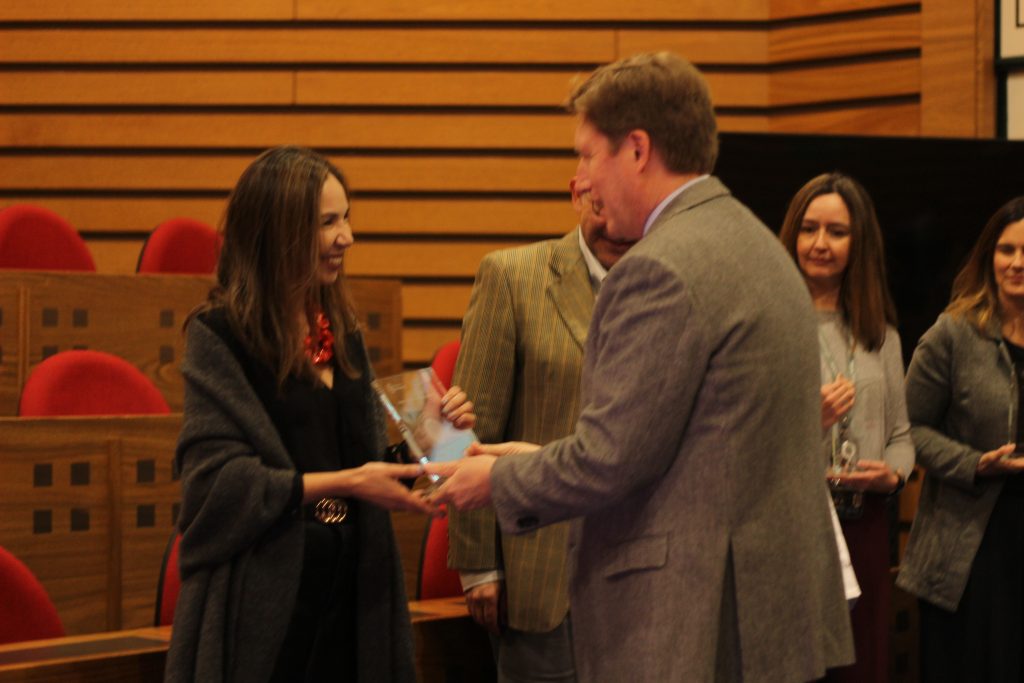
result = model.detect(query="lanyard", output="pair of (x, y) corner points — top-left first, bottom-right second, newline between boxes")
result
(819, 325), (857, 470)
(818, 327), (856, 384)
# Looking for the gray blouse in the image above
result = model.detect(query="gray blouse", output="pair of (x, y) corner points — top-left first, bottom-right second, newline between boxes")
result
(817, 311), (915, 478)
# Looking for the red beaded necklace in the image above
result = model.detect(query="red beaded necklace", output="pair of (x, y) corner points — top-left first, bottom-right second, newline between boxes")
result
(304, 310), (335, 366)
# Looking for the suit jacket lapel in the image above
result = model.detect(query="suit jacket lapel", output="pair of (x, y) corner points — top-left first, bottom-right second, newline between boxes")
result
(547, 230), (594, 350)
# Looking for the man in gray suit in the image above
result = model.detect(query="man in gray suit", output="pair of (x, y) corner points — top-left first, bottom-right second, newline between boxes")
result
(430, 52), (854, 682)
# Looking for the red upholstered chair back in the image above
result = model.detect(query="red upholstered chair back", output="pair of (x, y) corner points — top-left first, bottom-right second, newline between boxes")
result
(19, 350), (171, 416)
(417, 509), (463, 599)
(154, 533), (182, 626)
(0, 545), (64, 644)
(415, 341), (464, 599)
(137, 217), (220, 275)
(430, 340), (460, 389)
(0, 203), (95, 271)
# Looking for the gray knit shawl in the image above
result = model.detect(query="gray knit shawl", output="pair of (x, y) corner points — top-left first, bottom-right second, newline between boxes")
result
(164, 316), (415, 683)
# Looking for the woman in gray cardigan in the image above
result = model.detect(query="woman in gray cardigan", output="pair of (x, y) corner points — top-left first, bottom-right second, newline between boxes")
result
(779, 173), (914, 683)
(164, 146), (473, 682)
(897, 196), (1024, 682)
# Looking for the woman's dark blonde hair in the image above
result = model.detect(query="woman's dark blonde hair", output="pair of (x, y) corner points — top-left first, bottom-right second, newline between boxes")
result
(778, 172), (897, 352)
(946, 196), (1024, 333)
(197, 145), (358, 385)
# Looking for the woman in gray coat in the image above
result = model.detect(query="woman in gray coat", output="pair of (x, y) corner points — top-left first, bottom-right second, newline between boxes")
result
(164, 146), (473, 682)
(897, 196), (1024, 682)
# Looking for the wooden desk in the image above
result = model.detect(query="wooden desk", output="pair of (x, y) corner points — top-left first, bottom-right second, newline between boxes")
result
(0, 598), (472, 683)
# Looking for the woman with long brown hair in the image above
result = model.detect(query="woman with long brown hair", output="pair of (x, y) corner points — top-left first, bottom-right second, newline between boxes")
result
(165, 146), (473, 682)
(779, 172), (914, 683)
(897, 196), (1024, 681)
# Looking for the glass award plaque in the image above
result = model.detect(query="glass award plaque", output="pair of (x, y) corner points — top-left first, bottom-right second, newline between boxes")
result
(372, 368), (477, 481)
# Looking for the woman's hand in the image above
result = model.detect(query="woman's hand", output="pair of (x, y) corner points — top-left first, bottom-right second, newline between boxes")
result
(821, 374), (855, 430)
(303, 463), (440, 515)
(827, 459), (900, 493)
(441, 385), (476, 430)
(975, 444), (1024, 477)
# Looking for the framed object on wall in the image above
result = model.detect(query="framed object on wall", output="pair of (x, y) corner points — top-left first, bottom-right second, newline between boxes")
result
(999, 0), (1024, 138)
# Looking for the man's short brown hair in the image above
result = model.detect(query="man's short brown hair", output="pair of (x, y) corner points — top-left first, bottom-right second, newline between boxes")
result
(567, 52), (718, 175)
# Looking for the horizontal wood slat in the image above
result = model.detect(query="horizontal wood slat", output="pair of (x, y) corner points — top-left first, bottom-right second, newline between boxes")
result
(769, 11), (920, 63)
(0, 28), (615, 65)
(403, 325), (464, 366)
(80, 237), (524, 279)
(0, 0), (291, 21)
(403, 283), (474, 321)
(769, 101), (921, 135)
(0, 154), (579, 193)
(0, 112), (577, 150)
(0, 71), (781, 111)
(0, 72), (295, 106)
(0, 196), (578, 237)
(770, 57), (920, 106)
(295, 0), (771, 22)
(770, 0), (914, 20)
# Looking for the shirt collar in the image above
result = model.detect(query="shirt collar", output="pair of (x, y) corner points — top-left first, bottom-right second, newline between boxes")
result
(642, 174), (710, 237)
(577, 226), (608, 287)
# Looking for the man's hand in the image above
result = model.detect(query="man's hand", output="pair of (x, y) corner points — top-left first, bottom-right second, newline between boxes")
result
(426, 455), (497, 510)
(465, 581), (506, 635)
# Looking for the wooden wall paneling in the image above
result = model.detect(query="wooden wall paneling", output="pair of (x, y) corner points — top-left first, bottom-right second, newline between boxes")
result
(0, 28), (615, 65)
(0, 419), (115, 634)
(0, 154), (579, 193)
(296, 0), (771, 22)
(346, 278), (404, 379)
(0, 113), (577, 151)
(0, 196), (575, 238)
(345, 240), (527, 278)
(617, 29), (768, 65)
(768, 11), (921, 63)
(405, 326), (465, 366)
(921, 0), (996, 137)
(295, 70), (583, 107)
(769, 56), (920, 107)
(0, 197), (229, 235)
(769, 101), (922, 135)
(353, 198), (577, 237)
(0, 0), (293, 21)
(403, 283), (474, 321)
(0, 72), (295, 106)
(769, 0), (916, 19)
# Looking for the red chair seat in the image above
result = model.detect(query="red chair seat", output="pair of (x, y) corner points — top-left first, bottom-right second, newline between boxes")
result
(0, 204), (95, 272)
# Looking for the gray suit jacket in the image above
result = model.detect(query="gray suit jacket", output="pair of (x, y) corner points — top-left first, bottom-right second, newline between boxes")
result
(490, 177), (854, 682)
(896, 313), (1017, 610)
(448, 230), (593, 631)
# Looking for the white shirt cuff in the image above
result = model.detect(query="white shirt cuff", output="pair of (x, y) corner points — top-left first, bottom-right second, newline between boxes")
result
(459, 569), (504, 592)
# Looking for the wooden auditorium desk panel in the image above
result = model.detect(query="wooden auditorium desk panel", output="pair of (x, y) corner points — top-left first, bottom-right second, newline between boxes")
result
(0, 272), (403, 416)
(0, 599), (471, 683)
(0, 415), (182, 635)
